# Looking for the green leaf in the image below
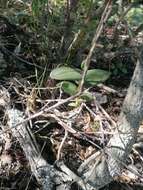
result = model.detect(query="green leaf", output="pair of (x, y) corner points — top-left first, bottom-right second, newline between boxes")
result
(126, 8), (143, 26)
(80, 91), (93, 101)
(85, 69), (110, 83)
(50, 67), (81, 81)
(32, 0), (48, 16)
(60, 81), (78, 95)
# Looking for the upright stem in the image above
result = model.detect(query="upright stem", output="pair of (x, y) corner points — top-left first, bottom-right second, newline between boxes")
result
(78, 0), (112, 92)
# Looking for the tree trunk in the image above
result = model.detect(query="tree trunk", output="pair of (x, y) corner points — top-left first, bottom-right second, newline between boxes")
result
(78, 46), (143, 189)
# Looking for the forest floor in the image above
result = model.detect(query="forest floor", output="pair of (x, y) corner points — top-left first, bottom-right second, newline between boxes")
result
(0, 73), (143, 190)
(0, 15), (143, 190)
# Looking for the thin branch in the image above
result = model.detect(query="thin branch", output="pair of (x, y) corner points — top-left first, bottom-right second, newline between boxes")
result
(78, 0), (112, 92)
(66, 0), (107, 62)
(57, 130), (68, 160)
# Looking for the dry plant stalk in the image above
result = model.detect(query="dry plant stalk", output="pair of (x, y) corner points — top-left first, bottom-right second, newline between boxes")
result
(79, 0), (112, 92)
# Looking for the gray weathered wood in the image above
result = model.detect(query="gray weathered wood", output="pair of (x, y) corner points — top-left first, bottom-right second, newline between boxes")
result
(78, 46), (143, 189)
(7, 108), (55, 190)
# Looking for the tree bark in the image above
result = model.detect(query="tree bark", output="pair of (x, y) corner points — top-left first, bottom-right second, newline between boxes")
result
(78, 46), (143, 189)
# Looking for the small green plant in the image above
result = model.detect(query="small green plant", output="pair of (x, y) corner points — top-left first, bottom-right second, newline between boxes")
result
(50, 66), (110, 96)
(126, 7), (143, 27)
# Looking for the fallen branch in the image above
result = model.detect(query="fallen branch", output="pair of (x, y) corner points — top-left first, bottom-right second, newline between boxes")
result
(7, 108), (55, 190)
(5, 107), (89, 190)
